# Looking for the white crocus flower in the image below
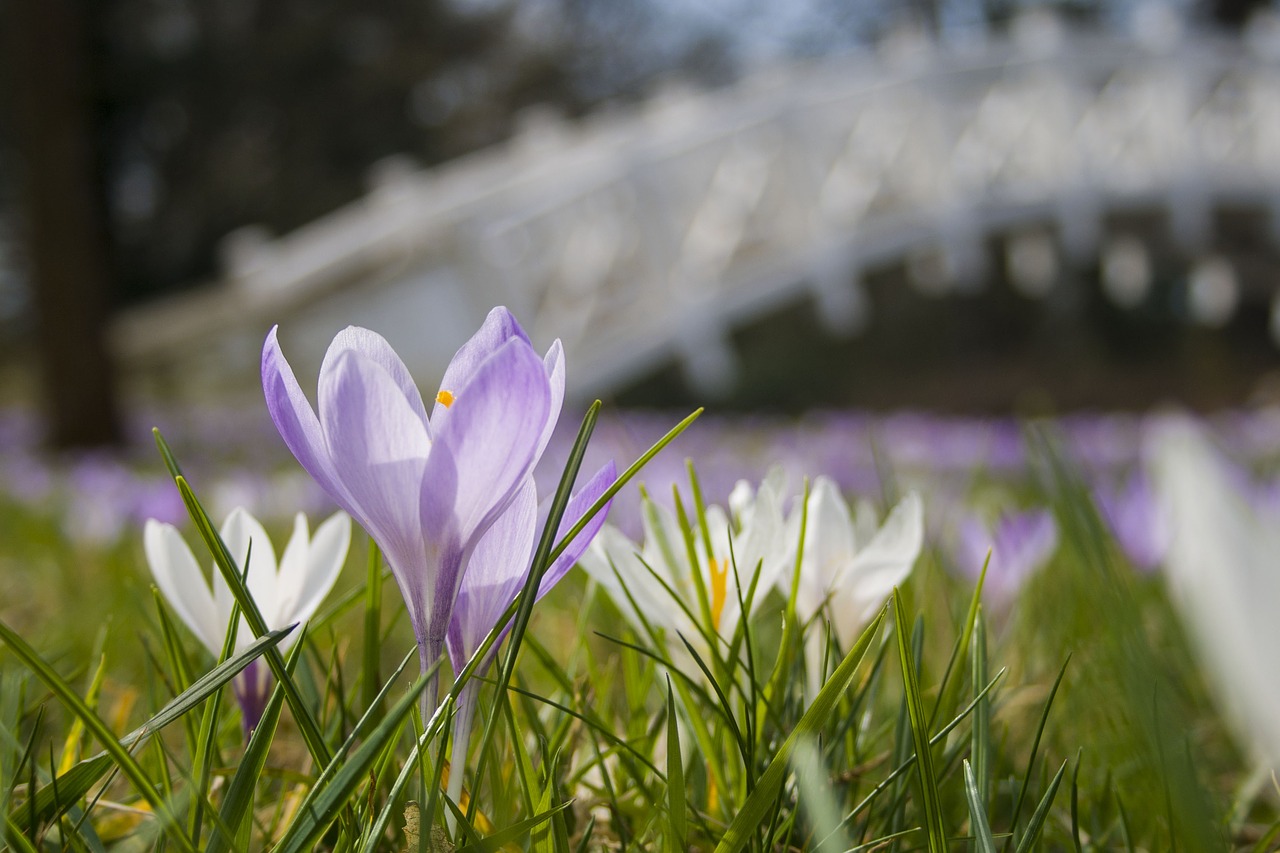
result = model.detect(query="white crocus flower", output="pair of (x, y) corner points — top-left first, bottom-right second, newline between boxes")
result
(580, 474), (790, 648)
(144, 507), (350, 730)
(786, 479), (923, 697)
(1149, 418), (1280, 768)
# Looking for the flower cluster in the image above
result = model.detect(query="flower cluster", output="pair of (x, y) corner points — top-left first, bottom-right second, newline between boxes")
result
(145, 307), (615, 741)
(579, 469), (924, 691)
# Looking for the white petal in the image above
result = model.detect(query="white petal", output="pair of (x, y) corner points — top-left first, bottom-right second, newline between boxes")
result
(834, 492), (923, 645)
(801, 478), (857, 598)
(218, 508), (280, 641)
(274, 513), (310, 624)
(280, 512), (350, 635)
(1150, 420), (1280, 766)
(144, 520), (222, 655)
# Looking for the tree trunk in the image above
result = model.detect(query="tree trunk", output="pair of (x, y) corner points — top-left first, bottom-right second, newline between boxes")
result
(4, 0), (122, 448)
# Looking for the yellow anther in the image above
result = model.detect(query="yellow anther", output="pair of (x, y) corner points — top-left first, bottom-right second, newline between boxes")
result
(709, 557), (729, 631)
(436, 389), (455, 408)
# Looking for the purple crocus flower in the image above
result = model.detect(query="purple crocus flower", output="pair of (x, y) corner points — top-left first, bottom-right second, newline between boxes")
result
(444, 462), (616, 809)
(955, 509), (1059, 605)
(261, 307), (562, 704)
(1094, 471), (1170, 572)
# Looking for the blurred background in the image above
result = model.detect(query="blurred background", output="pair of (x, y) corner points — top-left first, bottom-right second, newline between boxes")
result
(3, 0), (1280, 451)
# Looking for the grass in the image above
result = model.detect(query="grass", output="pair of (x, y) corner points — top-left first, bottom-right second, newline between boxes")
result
(0, 412), (1272, 850)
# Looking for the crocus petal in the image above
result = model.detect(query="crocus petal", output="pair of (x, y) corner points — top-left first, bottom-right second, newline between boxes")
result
(262, 327), (354, 512)
(798, 478), (858, 611)
(319, 348), (431, 601)
(321, 327), (431, 434)
(448, 477), (540, 670)
(145, 520), (222, 655)
(536, 461), (617, 600)
(277, 511), (350, 630)
(217, 508), (281, 646)
(833, 492), (923, 644)
(274, 513), (310, 622)
(1150, 419), (1280, 766)
(421, 337), (549, 555)
(432, 307), (531, 422)
(535, 339), (566, 460)
(839, 492), (922, 593)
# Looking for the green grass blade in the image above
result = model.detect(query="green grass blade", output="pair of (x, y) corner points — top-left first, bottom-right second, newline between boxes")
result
(791, 734), (849, 853)
(206, 640), (305, 853)
(1070, 751), (1083, 853)
(1014, 760), (1068, 853)
(931, 554), (989, 731)
(164, 461), (332, 767)
(963, 759), (998, 853)
(665, 678), (687, 847)
(470, 401), (600, 825)
(892, 589), (947, 853)
(2, 813), (38, 853)
(1004, 655), (1069, 852)
(971, 609), (990, 809)
(0, 617), (199, 853)
(362, 539), (385, 721)
(713, 608), (885, 853)
(454, 799), (573, 853)
(273, 668), (429, 853)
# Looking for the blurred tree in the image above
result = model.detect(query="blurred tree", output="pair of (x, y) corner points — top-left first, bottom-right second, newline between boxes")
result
(4, 0), (122, 448)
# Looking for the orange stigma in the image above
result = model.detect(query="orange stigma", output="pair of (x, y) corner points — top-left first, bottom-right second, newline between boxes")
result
(436, 389), (455, 408)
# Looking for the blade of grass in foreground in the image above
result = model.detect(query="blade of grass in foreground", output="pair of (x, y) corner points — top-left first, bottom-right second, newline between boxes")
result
(665, 679), (687, 848)
(0, 618), (200, 853)
(1003, 655), (1069, 852)
(205, 639), (305, 853)
(713, 607), (886, 853)
(469, 401), (601, 827)
(894, 589), (947, 853)
(9, 624), (291, 833)
(468, 404), (701, 825)
(173, 473), (334, 767)
(963, 760), (998, 853)
(156, 428), (332, 768)
(273, 665), (429, 853)
(1014, 759), (1068, 853)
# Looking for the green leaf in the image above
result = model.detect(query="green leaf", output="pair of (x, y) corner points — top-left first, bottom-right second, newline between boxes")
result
(963, 760), (998, 853)
(7, 621), (290, 837)
(1014, 760), (1068, 853)
(665, 679), (687, 847)
(362, 539), (386, 722)
(206, 640), (305, 853)
(273, 665), (429, 853)
(470, 401), (601, 825)
(168, 471), (333, 768)
(791, 735), (849, 853)
(0, 617), (200, 853)
(713, 608), (885, 853)
(454, 799), (573, 853)
(892, 589), (947, 853)
(1004, 655), (1069, 852)
(971, 609), (990, 809)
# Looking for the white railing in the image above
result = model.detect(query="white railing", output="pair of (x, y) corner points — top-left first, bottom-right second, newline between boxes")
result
(111, 15), (1280, 400)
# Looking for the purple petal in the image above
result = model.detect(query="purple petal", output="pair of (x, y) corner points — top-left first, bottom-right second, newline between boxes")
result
(431, 307), (530, 422)
(421, 337), (550, 551)
(321, 327), (431, 436)
(318, 348), (434, 620)
(535, 339), (566, 461)
(448, 477), (540, 671)
(536, 461), (617, 600)
(262, 327), (353, 511)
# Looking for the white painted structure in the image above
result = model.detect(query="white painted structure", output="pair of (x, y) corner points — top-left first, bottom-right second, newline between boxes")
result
(111, 15), (1280, 402)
